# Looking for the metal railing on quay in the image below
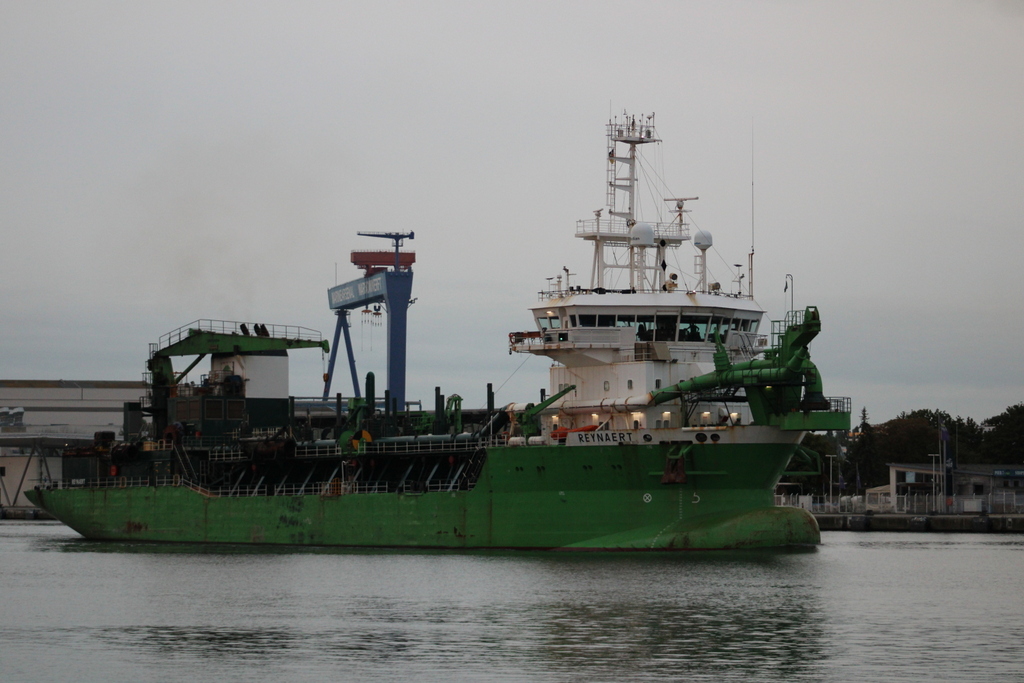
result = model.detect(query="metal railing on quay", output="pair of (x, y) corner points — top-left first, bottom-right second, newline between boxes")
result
(776, 492), (1024, 515)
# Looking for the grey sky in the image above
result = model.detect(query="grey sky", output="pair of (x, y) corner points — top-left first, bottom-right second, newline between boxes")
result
(2, 1), (1022, 423)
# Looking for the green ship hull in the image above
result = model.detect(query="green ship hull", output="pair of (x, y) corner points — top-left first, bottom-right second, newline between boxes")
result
(27, 116), (849, 552)
(27, 439), (819, 550)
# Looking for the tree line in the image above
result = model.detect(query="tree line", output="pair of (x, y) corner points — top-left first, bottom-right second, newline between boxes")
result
(794, 403), (1024, 491)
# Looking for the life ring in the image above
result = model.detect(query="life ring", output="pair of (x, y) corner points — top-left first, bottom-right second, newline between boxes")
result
(348, 430), (373, 451)
(172, 474), (181, 487)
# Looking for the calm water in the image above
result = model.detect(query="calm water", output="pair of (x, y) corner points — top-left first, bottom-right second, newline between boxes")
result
(2, 522), (1023, 682)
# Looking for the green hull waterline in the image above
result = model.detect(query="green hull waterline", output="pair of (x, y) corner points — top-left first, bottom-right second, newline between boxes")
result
(26, 442), (820, 550)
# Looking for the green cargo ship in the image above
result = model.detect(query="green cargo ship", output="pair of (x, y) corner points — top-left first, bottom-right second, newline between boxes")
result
(28, 114), (849, 549)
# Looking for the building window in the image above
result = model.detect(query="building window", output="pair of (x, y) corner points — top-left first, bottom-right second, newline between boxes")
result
(627, 379), (633, 390)
(205, 399), (224, 420)
(227, 400), (245, 420)
(974, 483), (984, 495)
(176, 398), (200, 422)
(655, 379), (661, 389)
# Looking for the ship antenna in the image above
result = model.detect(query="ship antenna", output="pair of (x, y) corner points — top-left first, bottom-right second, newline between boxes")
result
(749, 118), (755, 300)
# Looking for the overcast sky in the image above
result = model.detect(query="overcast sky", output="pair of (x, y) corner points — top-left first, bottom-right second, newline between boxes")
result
(2, 1), (1022, 424)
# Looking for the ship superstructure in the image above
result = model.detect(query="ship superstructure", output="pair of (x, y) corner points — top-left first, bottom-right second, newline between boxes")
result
(511, 114), (843, 439)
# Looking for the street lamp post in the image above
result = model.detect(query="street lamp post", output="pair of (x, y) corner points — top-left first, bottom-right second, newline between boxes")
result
(826, 453), (837, 511)
(927, 453), (940, 514)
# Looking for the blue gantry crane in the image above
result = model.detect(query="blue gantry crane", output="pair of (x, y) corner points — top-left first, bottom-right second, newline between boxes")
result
(323, 232), (415, 409)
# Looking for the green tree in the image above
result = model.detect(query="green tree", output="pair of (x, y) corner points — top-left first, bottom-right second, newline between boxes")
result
(875, 416), (936, 464)
(981, 403), (1024, 463)
(950, 416), (984, 464)
(846, 407), (886, 489)
(802, 432), (835, 457)
(897, 409), (984, 463)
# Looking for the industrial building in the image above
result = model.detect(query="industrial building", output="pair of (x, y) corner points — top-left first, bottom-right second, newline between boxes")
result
(0, 380), (144, 515)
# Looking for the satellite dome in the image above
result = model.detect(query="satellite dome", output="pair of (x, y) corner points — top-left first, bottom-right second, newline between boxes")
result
(629, 222), (656, 247)
(694, 230), (713, 251)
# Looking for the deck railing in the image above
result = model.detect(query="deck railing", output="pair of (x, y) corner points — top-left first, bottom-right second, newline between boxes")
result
(158, 319), (322, 351)
(47, 470), (474, 498)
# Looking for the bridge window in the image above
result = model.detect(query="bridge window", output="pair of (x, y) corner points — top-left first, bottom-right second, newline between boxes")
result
(655, 315), (677, 341)
(679, 315), (709, 342)
(636, 315), (654, 341)
(616, 315), (636, 327)
(578, 314), (596, 327)
(708, 316), (731, 341)
(569, 315), (577, 327)
(597, 315), (616, 327)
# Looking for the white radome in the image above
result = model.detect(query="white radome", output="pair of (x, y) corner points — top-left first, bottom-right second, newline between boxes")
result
(629, 222), (657, 247)
(693, 229), (713, 251)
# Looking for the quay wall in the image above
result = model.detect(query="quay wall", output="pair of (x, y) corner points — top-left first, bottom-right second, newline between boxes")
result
(815, 513), (1024, 533)
(0, 507), (55, 520)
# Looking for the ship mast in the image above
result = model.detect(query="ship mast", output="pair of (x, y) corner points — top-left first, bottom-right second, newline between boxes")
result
(575, 113), (689, 292)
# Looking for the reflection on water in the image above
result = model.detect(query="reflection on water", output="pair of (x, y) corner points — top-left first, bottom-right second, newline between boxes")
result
(3, 522), (1022, 682)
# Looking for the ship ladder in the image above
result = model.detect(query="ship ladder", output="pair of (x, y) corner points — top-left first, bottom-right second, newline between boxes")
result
(171, 443), (199, 483)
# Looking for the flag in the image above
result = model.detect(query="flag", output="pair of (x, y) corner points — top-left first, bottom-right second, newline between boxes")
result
(784, 281), (788, 292)
(940, 423), (950, 442)
(838, 474), (846, 490)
